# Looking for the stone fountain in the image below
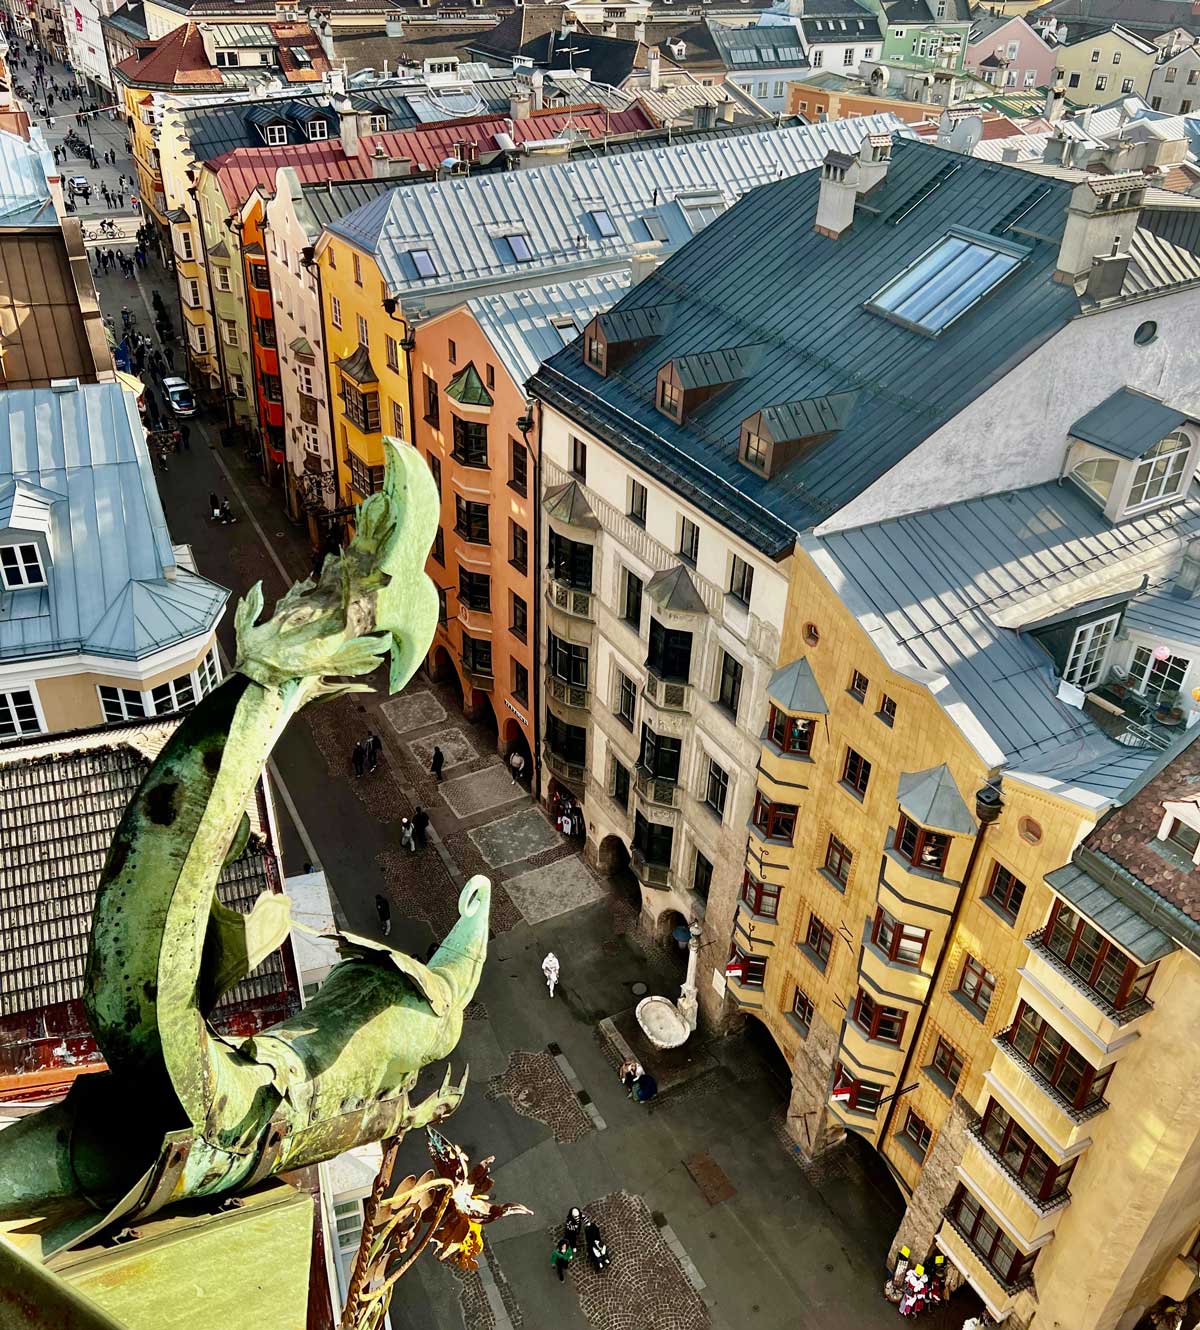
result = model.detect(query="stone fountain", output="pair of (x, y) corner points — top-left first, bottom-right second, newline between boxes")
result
(636, 922), (702, 1049)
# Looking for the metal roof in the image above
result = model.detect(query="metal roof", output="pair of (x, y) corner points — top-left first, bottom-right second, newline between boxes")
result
(1124, 585), (1200, 649)
(1044, 862), (1176, 963)
(0, 383), (228, 662)
(673, 342), (764, 390)
(809, 479), (1200, 799)
(545, 479), (599, 529)
(708, 22), (811, 68)
(0, 128), (55, 227)
(330, 114), (909, 311)
(896, 763), (976, 834)
(1071, 387), (1197, 459)
(646, 563), (707, 613)
(444, 362), (492, 406)
(762, 392), (858, 441)
(300, 177), (394, 229)
(466, 273), (630, 386)
(767, 655), (828, 714)
(335, 343), (378, 383)
(531, 138), (1083, 554)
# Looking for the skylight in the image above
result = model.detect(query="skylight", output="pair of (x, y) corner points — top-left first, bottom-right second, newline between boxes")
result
(506, 233), (534, 262)
(866, 231), (1023, 336)
(410, 248), (437, 278)
(551, 315), (578, 344)
(591, 208), (617, 239)
(640, 214), (668, 243)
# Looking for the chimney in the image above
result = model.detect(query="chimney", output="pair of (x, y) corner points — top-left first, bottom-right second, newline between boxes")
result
(531, 68), (544, 110)
(510, 89), (532, 119)
(384, 14), (402, 36)
(1172, 537), (1200, 599)
(630, 251), (658, 283)
(648, 46), (662, 91)
(1044, 79), (1066, 123)
(692, 102), (717, 130)
(1055, 174), (1148, 284)
(337, 96), (361, 158)
(1001, 145), (1020, 162)
(371, 152), (411, 179)
(1043, 126), (1069, 165)
(634, 19), (645, 42)
(935, 108), (954, 147)
(328, 66), (346, 97)
(814, 150), (860, 238)
(1084, 249), (1131, 301)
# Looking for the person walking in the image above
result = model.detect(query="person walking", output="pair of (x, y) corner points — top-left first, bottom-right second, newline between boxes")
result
(399, 817), (415, 852)
(365, 731), (381, 773)
(508, 749), (525, 784)
(352, 739), (366, 780)
(374, 893), (391, 937)
(430, 745), (444, 782)
(219, 498), (234, 525)
(412, 806), (429, 849)
(542, 951), (560, 998)
(551, 1239), (574, 1284)
(562, 1208), (583, 1248)
(585, 1222), (611, 1273)
(179, 422), (189, 449)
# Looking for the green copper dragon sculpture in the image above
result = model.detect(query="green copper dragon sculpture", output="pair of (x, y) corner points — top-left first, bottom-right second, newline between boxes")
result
(0, 441), (491, 1259)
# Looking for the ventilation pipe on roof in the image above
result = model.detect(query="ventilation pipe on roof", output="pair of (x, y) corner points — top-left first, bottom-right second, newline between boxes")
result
(531, 69), (545, 110)
(1084, 249), (1130, 301)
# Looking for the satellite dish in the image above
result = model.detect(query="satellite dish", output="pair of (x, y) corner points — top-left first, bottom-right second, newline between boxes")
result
(944, 113), (984, 156)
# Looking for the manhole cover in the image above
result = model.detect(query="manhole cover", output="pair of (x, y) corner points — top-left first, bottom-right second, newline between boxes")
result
(632, 981), (648, 996)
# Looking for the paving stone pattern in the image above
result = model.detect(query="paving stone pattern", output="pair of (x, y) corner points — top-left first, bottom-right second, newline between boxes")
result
(442, 763), (525, 821)
(487, 1050), (594, 1145)
(381, 689), (447, 734)
(568, 1191), (711, 1330)
(503, 857), (608, 925)
(468, 807), (563, 869)
(408, 726), (477, 775)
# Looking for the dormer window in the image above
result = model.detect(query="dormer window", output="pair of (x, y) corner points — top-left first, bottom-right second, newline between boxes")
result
(369, 114), (387, 132)
(0, 542), (45, 589)
(265, 123), (287, 146)
(308, 119), (329, 141)
(1166, 816), (1200, 859)
(738, 392), (857, 478)
(215, 49), (240, 67)
(658, 375), (682, 421)
(1128, 430), (1190, 508)
(585, 334), (605, 372)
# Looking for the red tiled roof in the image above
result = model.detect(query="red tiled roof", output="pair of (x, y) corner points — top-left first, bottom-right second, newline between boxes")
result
(209, 103), (656, 209)
(210, 142), (373, 210)
(116, 19), (328, 88)
(363, 103), (655, 170)
(271, 22), (331, 81)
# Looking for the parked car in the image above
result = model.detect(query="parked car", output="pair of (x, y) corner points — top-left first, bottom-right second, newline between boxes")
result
(162, 376), (195, 417)
(67, 175), (89, 197)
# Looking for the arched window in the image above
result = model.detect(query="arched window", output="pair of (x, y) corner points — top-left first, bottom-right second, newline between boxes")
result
(1070, 455), (1118, 503)
(1129, 430), (1191, 509)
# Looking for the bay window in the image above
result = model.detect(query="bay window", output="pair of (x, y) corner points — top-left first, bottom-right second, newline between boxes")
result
(767, 705), (813, 755)
(872, 907), (928, 967)
(633, 811), (673, 867)
(832, 1062), (883, 1114)
(546, 711), (586, 765)
(727, 943), (767, 988)
(752, 791), (797, 843)
(978, 1098), (1075, 1204)
(547, 631), (588, 688)
(895, 814), (950, 872)
(740, 869), (780, 919)
(1128, 430), (1190, 508)
(852, 988), (907, 1044)
(638, 722), (681, 782)
(946, 1186), (1038, 1289)
(547, 530), (592, 590)
(1042, 901), (1155, 1009)
(1005, 1000), (1112, 1111)
(646, 619), (692, 683)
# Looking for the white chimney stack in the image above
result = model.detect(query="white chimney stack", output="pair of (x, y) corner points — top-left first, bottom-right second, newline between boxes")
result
(648, 46), (662, 91)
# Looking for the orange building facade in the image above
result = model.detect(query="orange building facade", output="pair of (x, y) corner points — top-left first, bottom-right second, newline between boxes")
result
(240, 199), (286, 477)
(411, 307), (536, 772)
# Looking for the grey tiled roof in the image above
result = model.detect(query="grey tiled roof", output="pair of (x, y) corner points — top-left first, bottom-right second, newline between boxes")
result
(531, 139), (1083, 553)
(809, 480), (1200, 798)
(1044, 862), (1176, 962)
(1070, 388), (1197, 460)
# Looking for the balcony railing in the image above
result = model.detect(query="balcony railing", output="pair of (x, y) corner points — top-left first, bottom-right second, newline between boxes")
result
(643, 669), (689, 711)
(630, 849), (672, 889)
(992, 1027), (1110, 1124)
(1026, 927), (1153, 1026)
(548, 676), (589, 710)
(939, 1211), (1037, 1299)
(542, 743), (585, 788)
(964, 1115), (1072, 1217)
(547, 579), (592, 619)
(635, 765), (678, 808)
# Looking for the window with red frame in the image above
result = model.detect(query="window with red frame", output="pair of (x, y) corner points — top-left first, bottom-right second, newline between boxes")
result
(741, 870), (781, 919)
(767, 705), (813, 755)
(895, 814), (950, 872)
(929, 1035), (964, 1091)
(1006, 1001), (1112, 1110)
(980, 1098), (1076, 1203)
(824, 834), (853, 887)
(727, 944), (767, 988)
(901, 1109), (932, 1157)
(956, 953), (996, 1019)
(832, 1062), (883, 1114)
(985, 862), (1027, 922)
(872, 907), (928, 968)
(792, 986), (814, 1029)
(803, 914), (834, 969)
(752, 790), (797, 843)
(947, 1186), (1038, 1288)
(1043, 900), (1156, 1008)
(852, 988), (907, 1043)
(842, 747), (872, 797)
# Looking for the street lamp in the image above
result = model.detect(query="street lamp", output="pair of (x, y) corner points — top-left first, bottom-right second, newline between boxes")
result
(381, 296), (415, 351)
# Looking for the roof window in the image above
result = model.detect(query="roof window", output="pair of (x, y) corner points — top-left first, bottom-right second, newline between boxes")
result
(867, 229), (1023, 336)
(410, 248), (437, 278)
(505, 233), (534, 262)
(591, 208), (617, 238)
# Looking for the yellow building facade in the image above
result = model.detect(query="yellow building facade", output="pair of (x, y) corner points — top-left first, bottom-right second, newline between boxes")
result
(1050, 25), (1159, 105)
(727, 544), (1200, 1328)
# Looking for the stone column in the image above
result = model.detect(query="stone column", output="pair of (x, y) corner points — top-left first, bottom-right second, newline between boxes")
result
(887, 1094), (973, 1267)
(783, 1012), (846, 1160)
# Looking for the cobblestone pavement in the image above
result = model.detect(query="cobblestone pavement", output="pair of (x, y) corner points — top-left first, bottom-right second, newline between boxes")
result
(487, 1051), (594, 1145)
(567, 1192), (711, 1330)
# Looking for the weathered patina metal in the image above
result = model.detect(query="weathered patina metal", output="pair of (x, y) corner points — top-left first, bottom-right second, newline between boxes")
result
(0, 441), (489, 1259)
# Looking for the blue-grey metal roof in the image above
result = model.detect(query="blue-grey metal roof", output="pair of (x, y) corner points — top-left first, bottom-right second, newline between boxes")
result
(767, 656), (828, 714)
(0, 128), (56, 228)
(808, 479), (1200, 799)
(646, 564), (707, 613)
(331, 114), (907, 319)
(673, 343), (764, 390)
(466, 273), (630, 386)
(1124, 585), (1200, 649)
(1069, 388), (1196, 460)
(897, 764), (976, 834)
(1044, 862), (1176, 962)
(708, 22), (811, 69)
(531, 139), (1082, 555)
(0, 384), (228, 662)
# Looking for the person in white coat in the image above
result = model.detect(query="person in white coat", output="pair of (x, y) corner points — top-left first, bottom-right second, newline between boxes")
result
(542, 951), (560, 997)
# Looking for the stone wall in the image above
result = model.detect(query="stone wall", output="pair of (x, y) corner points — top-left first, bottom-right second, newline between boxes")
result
(888, 1094), (972, 1268)
(782, 1009), (845, 1160)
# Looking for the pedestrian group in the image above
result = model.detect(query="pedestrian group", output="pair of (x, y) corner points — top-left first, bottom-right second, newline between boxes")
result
(550, 1206), (611, 1284)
